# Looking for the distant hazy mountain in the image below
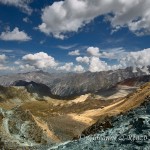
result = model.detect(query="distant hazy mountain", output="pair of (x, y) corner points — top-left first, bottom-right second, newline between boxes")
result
(0, 67), (149, 98)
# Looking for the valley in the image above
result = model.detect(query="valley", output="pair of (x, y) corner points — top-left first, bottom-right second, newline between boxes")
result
(0, 69), (150, 149)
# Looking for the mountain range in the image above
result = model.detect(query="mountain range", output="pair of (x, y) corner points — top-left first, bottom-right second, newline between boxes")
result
(0, 66), (150, 98)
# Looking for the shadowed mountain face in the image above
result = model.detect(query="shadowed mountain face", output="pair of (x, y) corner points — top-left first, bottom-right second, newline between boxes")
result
(118, 75), (150, 86)
(12, 80), (53, 98)
(0, 67), (149, 98)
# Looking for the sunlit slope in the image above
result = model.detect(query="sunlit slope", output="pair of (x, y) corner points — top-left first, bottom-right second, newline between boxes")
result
(0, 82), (150, 149)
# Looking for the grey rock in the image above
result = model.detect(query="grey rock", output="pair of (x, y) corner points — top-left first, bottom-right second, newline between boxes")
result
(0, 67), (150, 98)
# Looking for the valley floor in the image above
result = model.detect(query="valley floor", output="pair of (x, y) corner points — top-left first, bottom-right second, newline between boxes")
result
(0, 83), (150, 149)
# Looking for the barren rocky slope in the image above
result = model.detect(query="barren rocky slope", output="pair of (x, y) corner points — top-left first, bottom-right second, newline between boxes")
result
(0, 81), (150, 149)
(0, 68), (150, 149)
(47, 83), (150, 150)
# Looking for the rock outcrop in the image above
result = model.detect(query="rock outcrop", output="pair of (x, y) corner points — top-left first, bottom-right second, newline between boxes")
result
(0, 107), (60, 149)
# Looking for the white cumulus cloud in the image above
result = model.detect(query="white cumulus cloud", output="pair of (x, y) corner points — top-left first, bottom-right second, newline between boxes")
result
(74, 65), (85, 73)
(57, 62), (74, 72)
(76, 56), (89, 64)
(22, 52), (58, 69)
(68, 50), (80, 56)
(87, 48), (150, 72)
(119, 48), (150, 70)
(19, 64), (36, 72)
(0, 27), (31, 41)
(88, 56), (109, 72)
(38, 0), (150, 39)
(0, 0), (32, 14)
(87, 47), (101, 57)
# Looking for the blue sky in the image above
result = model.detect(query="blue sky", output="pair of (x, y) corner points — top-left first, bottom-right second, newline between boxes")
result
(0, 0), (150, 74)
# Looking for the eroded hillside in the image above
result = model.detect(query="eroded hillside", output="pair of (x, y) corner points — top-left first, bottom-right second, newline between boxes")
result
(49, 83), (150, 150)
(0, 81), (150, 149)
